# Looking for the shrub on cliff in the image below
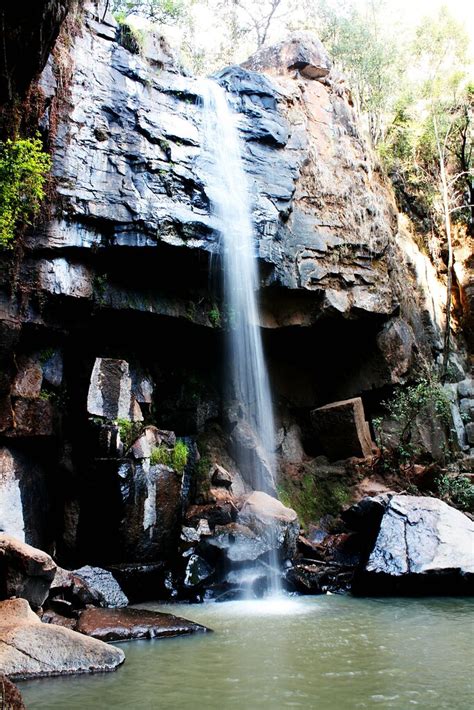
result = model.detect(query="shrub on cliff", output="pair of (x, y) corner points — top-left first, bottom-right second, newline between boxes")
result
(0, 135), (51, 248)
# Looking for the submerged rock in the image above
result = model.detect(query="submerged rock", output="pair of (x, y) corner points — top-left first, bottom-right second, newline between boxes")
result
(74, 606), (211, 642)
(352, 495), (474, 595)
(0, 598), (124, 680)
(0, 534), (56, 608)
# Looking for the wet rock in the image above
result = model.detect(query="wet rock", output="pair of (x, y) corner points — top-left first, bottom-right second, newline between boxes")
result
(353, 495), (474, 595)
(242, 32), (332, 80)
(120, 461), (183, 562)
(42, 350), (63, 388)
(228, 416), (276, 494)
(238, 491), (299, 560)
(75, 606), (210, 642)
(0, 673), (26, 709)
(0, 598), (124, 680)
(184, 554), (214, 588)
(72, 566), (129, 608)
(0, 534), (56, 608)
(285, 561), (354, 594)
(211, 463), (233, 489)
(87, 358), (142, 422)
(205, 523), (268, 562)
(311, 397), (375, 461)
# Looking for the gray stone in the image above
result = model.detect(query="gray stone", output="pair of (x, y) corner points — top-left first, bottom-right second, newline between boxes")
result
(458, 379), (474, 399)
(0, 535), (56, 608)
(376, 317), (415, 383)
(211, 464), (233, 489)
(42, 350), (63, 388)
(0, 598), (124, 680)
(358, 495), (474, 593)
(73, 566), (128, 608)
(242, 32), (332, 80)
(460, 399), (474, 418)
(87, 358), (143, 422)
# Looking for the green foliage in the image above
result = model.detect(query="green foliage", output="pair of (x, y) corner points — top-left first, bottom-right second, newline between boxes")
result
(436, 474), (474, 514)
(112, 0), (185, 24)
(116, 418), (143, 451)
(208, 304), (221, 327)
(278, 466), (352, 529)
(117, 20), (146, 54)
(0, 135), (51, 248)
(375, 377), (452, 463)
(150, 439), (189, 473)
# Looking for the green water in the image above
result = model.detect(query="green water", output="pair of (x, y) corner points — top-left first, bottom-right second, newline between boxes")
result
(20, 596), (473, 710)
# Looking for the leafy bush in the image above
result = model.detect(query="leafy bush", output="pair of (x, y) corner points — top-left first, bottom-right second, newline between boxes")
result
(436, 474), (474, 514)
(374, 377), (452, 463)
(0, 135), (51, 248)
(150, 440), (188, 473)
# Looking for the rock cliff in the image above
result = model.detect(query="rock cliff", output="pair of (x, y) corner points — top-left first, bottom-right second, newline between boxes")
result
(0, 1), (470, 590)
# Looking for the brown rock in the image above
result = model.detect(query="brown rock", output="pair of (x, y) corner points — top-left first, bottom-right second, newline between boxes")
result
(75, 606), (211, 642)
(0, 598), (124, 680)
(0, 673), (26, 709)
(311, 397), (375, 461)
(11, 398), (55, 437)
(11, 357), (43, 399)
(0, 534), (56, 608)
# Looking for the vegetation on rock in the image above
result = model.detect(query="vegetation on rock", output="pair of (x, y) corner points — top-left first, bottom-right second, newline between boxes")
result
(0, 134), (51, 248)
(150, 440), (189, 473)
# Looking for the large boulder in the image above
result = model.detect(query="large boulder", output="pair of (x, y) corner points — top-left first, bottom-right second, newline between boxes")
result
(242, 32), (332, 80)
(311, 397), (375, 461)
(353, 495), (474, 595)
(66, 566), (129, 608)
(0, 598), (124, 680)
(0, 535), (56, 608)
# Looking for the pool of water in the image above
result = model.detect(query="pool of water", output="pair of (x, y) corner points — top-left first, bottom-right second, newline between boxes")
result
(20, 595), (474, 709)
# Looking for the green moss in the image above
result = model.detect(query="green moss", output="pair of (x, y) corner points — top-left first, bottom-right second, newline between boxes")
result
(0, 134), (51, 248)
(116, 418), (143, 451)
(150, 440), (188, 474)
(278, 465), (352, 530)
(117, 21), (145, 54)
(208, 304), (221, 328)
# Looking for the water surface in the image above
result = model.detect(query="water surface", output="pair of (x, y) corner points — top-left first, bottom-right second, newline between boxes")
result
(21, 596), (473, 709)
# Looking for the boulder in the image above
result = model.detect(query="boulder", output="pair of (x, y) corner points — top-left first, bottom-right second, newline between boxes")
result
(211, 463), (233, 489)
(130, 426), (176, 459)
(11, 357), (43, 399)
(0, 674), (26, 709)
(353, 495), (474, 595)
(87, 358), (143, 422)
(74, 606), (210, 642)
(0, 598), (124, 680)
(242, 32), (332, 80)
(0, 534), (56, 608)
(72, 566), (129, 608)
(311, 397), (375, 461)
(184, 554), (214, 588)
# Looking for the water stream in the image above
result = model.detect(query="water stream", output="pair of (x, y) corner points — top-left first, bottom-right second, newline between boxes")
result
(199, 80), (280, 593)
(20, 596), (474, 709)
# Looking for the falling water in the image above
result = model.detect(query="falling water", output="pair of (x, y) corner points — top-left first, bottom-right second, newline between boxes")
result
(199, 79), (280, 593)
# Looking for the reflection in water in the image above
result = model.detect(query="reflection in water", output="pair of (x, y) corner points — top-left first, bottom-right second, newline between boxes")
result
(20, 596), (474, 710)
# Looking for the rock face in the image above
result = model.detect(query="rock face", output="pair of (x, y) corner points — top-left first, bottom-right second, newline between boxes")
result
(0, 534), (56, 608)
(311, 398), (375, 460)
(87, 358), (143, 422)
(353, 495), (474, 594)
(0, 598), (124, 680)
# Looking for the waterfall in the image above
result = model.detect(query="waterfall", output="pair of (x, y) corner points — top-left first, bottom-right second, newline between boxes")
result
(199, 79), (281, 594)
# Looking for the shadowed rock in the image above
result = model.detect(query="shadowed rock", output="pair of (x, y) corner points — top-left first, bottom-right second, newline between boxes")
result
(311, 397), (375, 461)
(0, 535), (56, 608)
(0, 674), (26, 709)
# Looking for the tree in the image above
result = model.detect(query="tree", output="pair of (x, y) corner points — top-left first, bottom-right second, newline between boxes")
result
(109, 0), (186, 24)
(411, 8), (472, 378)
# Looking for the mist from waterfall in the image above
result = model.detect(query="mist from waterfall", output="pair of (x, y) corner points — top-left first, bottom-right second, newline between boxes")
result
(199, 79), (280, 594)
